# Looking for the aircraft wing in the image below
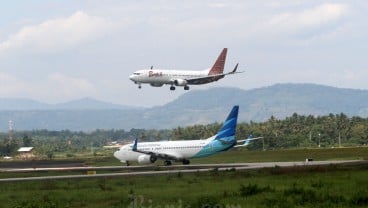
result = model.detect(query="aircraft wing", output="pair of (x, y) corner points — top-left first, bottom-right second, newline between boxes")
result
(131, 138), (184, 161)
(186, 63), (243, 85)
(186, 74), (225, 85)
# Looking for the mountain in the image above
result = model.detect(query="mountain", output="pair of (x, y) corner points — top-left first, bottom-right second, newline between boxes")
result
(53, 98), (134, 110)
(0, 97), (135, 110)
(1, 83), (368, 131)
(0, 98), (46, 110)
(139, 83), (368, 128)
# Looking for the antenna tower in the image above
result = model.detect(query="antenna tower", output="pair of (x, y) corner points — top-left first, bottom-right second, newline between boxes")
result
(8, 120), (14, 141)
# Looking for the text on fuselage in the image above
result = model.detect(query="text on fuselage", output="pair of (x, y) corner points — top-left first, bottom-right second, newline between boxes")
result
(149, 71), (163, 77)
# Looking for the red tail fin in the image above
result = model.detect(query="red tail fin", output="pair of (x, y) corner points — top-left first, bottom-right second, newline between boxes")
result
(208, 48), (227, 75)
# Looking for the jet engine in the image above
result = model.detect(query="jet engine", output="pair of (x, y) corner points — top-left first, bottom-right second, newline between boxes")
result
(137, 154), (157, 164)
(174, 79), (188, 86)
(150, 83), (164, 87)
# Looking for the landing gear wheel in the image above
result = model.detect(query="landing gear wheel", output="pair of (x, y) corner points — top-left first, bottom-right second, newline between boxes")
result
(164, 160), (172, 166)
(182, 159), (190, 165)
(170, 86), (176, 91)
(150, 156), (157, 163)
(184, 86), (189, 90)
(126, 161), (130, 166)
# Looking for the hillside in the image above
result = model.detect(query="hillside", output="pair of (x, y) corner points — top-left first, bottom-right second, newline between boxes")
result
(0, 97), (134, 110)
(1, 83), (368, 131)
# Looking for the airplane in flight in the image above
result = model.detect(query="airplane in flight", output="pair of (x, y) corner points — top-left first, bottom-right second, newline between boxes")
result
(114, 106), (260, 166)
(129, 48), (241, 90)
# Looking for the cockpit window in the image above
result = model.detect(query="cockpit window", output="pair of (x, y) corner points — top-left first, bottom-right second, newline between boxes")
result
(133, 72), (141, 75)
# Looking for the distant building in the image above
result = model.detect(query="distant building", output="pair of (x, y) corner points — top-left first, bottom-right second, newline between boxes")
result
(17, 147), (35, 159)
(103, 141), (125, 149)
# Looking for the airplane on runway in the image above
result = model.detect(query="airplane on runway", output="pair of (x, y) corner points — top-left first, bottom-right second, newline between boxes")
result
(129, 48), (242, 90)
(114, 106), (258, 166)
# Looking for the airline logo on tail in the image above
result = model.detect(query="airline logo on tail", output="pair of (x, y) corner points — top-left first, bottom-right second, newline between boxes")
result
(215, 105), (238, 140)
(208, 48), (227, 76)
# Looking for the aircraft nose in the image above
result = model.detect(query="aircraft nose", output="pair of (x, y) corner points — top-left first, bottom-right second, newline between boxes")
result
(129, 75), (136, 81)
(113, 150), (120, 159)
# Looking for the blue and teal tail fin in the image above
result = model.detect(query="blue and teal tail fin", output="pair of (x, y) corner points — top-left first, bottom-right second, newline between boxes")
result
(214, 105), (239, 140)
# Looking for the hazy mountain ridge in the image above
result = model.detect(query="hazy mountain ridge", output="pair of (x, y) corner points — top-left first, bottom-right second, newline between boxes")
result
(0, 97), (135, 110)
(1, 83), (368, 131)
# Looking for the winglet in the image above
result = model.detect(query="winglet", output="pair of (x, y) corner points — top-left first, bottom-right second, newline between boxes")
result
(231, 63), (239, 73)
(132, 138), (138, 151)
(208, 48), (227, 75)
(243, 135), (254, 146)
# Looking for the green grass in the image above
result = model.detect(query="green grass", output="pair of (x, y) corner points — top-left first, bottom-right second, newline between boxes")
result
(1, 163), (368, 208)
(85, 146), (368, 166)
(1, 147), (368, 207)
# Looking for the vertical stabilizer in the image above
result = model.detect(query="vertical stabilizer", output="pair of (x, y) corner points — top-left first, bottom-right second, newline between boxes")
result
(215, 105), (238, 140)
(208, 48), (227, 75)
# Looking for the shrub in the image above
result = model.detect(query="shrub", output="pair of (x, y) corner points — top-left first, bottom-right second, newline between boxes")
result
(189, 195), (224, 208)
(239, 183), (273, 197)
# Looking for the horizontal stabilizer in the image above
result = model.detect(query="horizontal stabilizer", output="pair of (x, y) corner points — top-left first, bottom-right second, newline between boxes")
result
(235, 134), (262, 147)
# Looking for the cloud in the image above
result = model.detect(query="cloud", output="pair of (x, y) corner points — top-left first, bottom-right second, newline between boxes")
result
(269, 3), (349, 34)
(47, 73), (96, 99)
(0, 72), (29, 96)
(0, 11), (114, 55)
(0, 72), (96, 103)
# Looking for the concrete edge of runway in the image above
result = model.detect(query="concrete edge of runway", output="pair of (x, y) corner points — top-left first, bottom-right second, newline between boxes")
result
(0, 160), (365, 182)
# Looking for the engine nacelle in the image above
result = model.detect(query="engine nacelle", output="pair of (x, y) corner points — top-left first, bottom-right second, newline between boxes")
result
(150, 83), (164, 87)
(137, 154), (156, 164)
(174, 79), (188, 86)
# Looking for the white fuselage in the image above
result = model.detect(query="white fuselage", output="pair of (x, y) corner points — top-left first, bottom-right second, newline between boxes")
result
(129, 69), (208, 86)
(114, 137), (213, 163)
(130, 48), (229, 90)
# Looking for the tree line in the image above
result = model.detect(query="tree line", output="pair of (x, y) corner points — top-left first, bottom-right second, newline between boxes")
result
(1, 112), (368, 156)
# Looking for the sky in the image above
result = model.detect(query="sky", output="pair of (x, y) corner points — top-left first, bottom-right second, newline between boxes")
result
(0, 0), (367, 107)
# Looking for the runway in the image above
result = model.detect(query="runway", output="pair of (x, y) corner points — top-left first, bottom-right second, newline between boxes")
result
(0, 160), (363, 182)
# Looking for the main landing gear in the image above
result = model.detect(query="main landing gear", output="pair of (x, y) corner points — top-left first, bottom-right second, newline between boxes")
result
(164, 160), (172, 166)
(182, 159), (190, 165)
(169, 85), (190, 90)
(163, 159), (190, 166)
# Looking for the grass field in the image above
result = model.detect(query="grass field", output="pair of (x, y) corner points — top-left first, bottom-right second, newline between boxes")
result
(1, 163), (368, 208)
(86, 146), (368, 166)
